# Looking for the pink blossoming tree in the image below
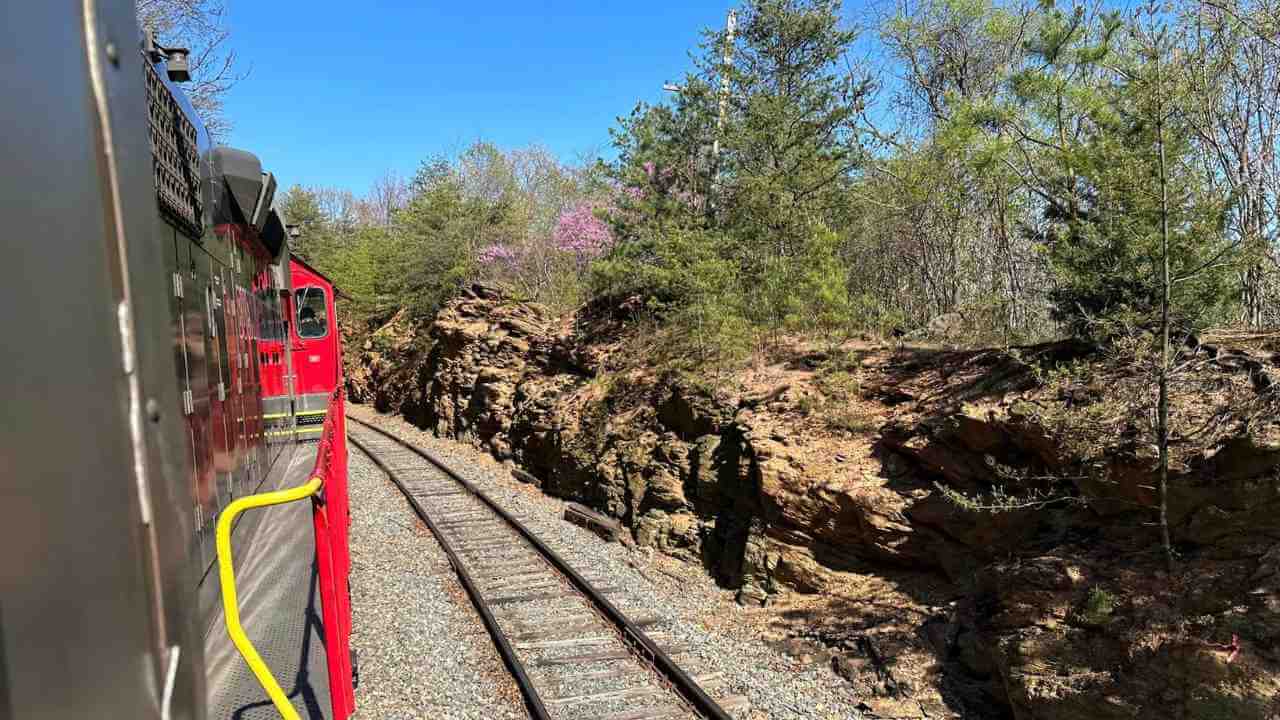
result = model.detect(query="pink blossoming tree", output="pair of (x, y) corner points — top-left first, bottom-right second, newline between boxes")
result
(552, 203), (614, 260)
(476, 243), (519, 265)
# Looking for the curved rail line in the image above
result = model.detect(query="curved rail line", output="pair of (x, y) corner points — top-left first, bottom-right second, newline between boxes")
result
(346, 415), (739, 720)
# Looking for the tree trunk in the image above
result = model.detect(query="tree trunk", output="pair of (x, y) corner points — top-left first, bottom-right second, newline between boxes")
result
(1155, 64), (1175, 574)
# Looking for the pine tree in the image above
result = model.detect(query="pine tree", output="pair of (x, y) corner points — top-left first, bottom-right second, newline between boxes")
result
(1002, 2), (1234, 336)
(601, 0), (870, 346)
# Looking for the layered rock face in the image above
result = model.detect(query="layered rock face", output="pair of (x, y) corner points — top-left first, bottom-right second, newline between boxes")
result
(357, 284), (1280, 720)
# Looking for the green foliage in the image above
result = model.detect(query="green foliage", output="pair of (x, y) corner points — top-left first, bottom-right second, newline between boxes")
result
(1080, 586), (1117, 625)
(787, 225), (856, 346)
(986, 3), (1238, 336)
(281, 180), (471, 323)
(289, 0), (1273, 385)
(593, 227), (756, 372)
(827, 407), (878, 433)
(281, 142), (603, 326)
(279, 185), (331, 263)
(793, 354), (876, 433)
(598, 0), (870, 362)
(388, 178), (476, 319)
(816, 366), (862, 399)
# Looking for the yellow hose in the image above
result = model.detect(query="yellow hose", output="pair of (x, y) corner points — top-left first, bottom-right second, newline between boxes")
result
(215, 476), (323, 720)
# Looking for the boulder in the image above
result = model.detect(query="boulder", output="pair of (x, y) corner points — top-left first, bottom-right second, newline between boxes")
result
(927, 312), (965, 339)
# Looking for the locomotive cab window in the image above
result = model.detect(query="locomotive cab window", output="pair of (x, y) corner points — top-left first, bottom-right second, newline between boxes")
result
(295, 287), (328, 339)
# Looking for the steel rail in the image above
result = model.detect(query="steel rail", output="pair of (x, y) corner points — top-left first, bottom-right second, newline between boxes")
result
(346, 431), (553, 720)
(347, 415), (733, 720)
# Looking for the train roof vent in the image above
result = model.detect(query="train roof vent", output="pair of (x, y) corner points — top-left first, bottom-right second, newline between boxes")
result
(251, 172), (277, 232)
(259, 209), (287, 259)
(206, 147), (263, 226)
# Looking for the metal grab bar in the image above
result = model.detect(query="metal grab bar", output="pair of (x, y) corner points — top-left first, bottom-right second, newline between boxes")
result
(215, 476), (323, 720)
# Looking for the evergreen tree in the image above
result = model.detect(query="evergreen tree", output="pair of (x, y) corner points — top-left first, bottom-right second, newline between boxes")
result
(997, 2), (1234, 335)
(600, 0), (870, 348)
(718, 0), (871, 327)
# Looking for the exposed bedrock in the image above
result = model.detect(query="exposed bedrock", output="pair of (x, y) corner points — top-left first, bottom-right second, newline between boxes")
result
(353, 283), (1280, 719)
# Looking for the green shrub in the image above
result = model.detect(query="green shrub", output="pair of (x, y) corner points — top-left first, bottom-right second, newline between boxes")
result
(1081, 586), (1117, 626)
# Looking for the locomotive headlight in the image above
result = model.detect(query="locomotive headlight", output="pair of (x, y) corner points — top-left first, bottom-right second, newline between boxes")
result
(145, 30), (191, 82)
(165, 48), (191, 82)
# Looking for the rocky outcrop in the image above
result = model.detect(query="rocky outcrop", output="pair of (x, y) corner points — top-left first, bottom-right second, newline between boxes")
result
(357, 284), (1280, 720)
(345, 308), (434, 418)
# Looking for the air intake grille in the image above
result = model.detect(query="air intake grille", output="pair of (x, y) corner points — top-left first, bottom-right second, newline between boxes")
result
(144, 61), (203, 238)
(297, 413), (326, 427)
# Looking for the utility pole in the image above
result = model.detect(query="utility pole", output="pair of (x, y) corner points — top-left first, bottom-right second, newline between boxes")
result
(712, 8), (737, 162)
(709, 8), (736, 220)
(661, 8), (737, 219)
(662, 8), (736, 158)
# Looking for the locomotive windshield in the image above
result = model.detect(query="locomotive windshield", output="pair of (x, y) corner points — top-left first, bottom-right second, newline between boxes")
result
(296, 287), (328, 338)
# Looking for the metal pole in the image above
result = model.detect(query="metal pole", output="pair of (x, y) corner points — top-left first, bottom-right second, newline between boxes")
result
(709, 9), (737, 220)
(712, 9), (737, 161)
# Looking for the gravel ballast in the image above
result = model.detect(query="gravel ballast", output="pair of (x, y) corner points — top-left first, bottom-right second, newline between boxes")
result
(347, 443), (525, 719)
(348, 405), (867, 720)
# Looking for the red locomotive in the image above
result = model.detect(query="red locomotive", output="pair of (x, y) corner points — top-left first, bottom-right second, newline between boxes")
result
(277, 257), (344, 439)
(260, 255), (344, 443)
(0, 5), (353, 719)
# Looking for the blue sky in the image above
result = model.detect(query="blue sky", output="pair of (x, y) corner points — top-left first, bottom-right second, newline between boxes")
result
(221, 2), (743, 195)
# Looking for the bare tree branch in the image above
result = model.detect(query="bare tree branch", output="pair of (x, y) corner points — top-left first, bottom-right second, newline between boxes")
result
(136, 0), (246, 139)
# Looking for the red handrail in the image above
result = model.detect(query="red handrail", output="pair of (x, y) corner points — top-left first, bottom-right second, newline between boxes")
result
(309, 389), (354, 719)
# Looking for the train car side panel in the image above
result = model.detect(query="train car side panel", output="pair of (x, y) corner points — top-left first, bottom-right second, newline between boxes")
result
(0, 6), (354, 717)
(287, 257), (341, 436)
(0, 4), (213, 716)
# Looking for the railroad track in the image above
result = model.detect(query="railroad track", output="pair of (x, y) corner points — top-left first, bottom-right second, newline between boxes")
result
(346, 416), (746, 720)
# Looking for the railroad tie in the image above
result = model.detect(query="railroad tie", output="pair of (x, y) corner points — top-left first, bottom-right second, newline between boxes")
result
(544, 684), (668, 707)
(531, 644), (687, 668)
(504, 614), (597, 635)
(433, 507), (492, 516)
(457, 537), (526, 548)
(488, 589), (582, 606)
(499, 604), (596, 624)
(432, 502), (486, 512)
(428, 496), (479, 505)
(483, 568), (614, 591)
(514, 634), (614, 650)
(482, 579), (563, 595)
(621, 614), (663, 628)
(432, 506), (489, 516)
(471, 568), (549, 584)
(489, 586), (623, 605)
(448, 523), (513, 533)
(406, 484), (459, 496)
(479, 569), (556, 585)
(594, 705), (692, 720)
(716, 694), (750, 713)
(517, 631), (672, 650)
(436, 519), (507, 531)
(460, 550), (535, 564)
(509, 614), (660, 642)
(541, 665), (648, 684)
(547, 668), (722, 690)
(469, 560), (546, 576)
(459, 545), (536, 558)
(529, 649), (633, 668)
(464, 554), (543, 568)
